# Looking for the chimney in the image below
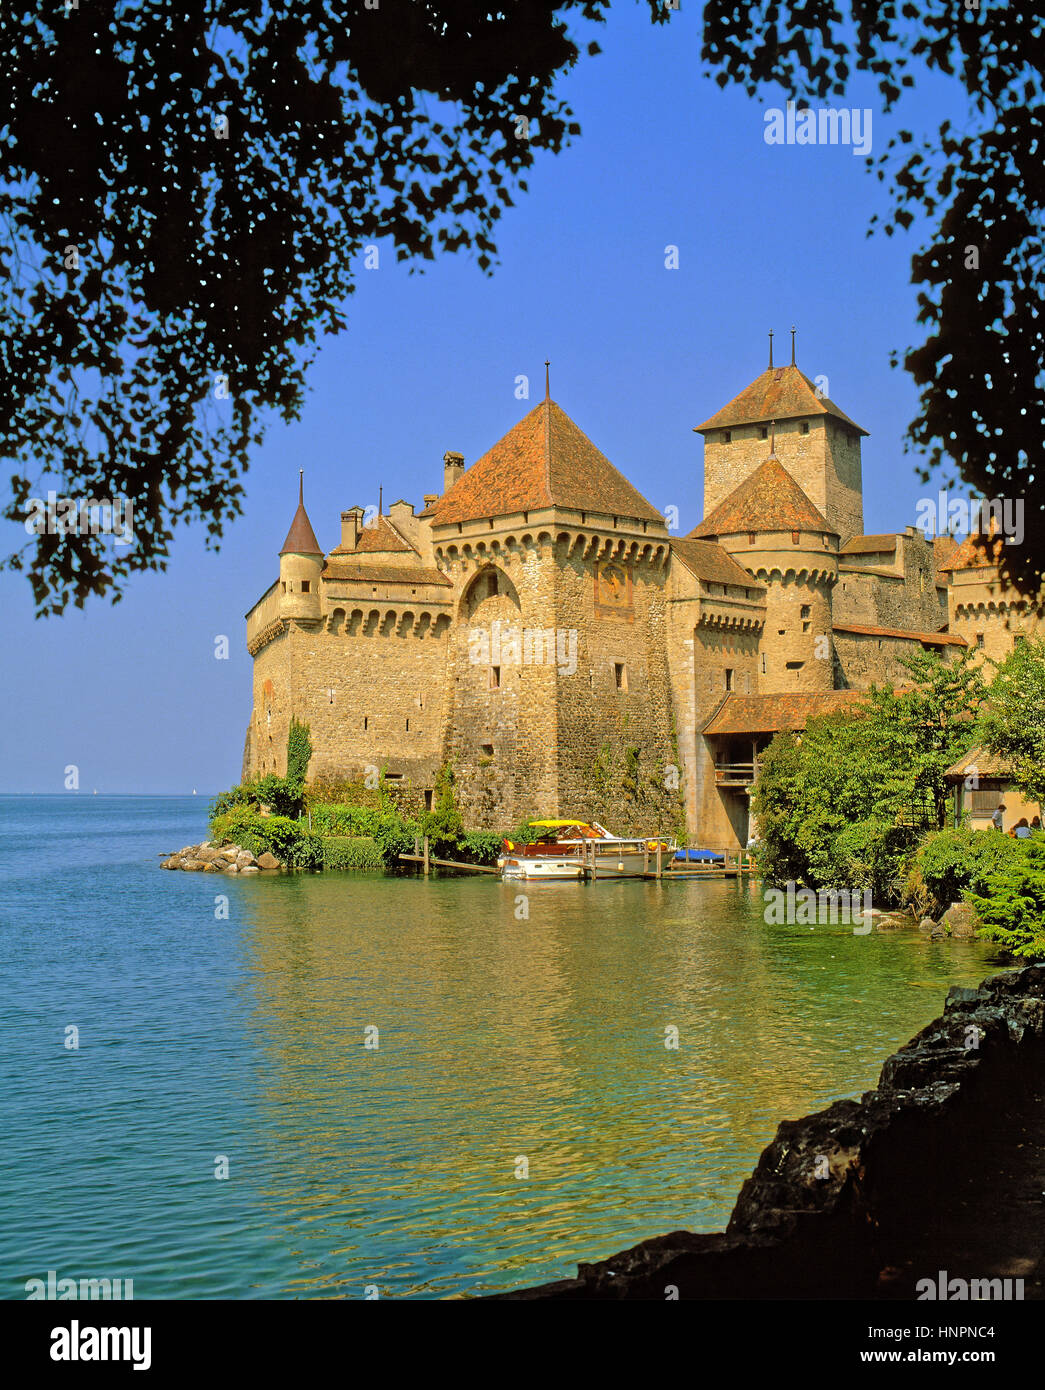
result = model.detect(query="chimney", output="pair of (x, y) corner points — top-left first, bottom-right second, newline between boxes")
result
(443, 450), (465, 495)
(423, 494), (438, 511)
(340, 507), (364, 550)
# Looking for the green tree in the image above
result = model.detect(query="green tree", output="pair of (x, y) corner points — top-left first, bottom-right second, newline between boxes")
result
(967, 839), (1045, 962)
(980, 637), (1045, 810)
(1, 1), (670, 613)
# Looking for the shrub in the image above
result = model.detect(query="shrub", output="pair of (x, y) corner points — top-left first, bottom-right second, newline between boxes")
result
(373, 812), (422, 867)
(460, 830), (505, 865)
(286, 717), (312, 788)
(323, 836), (384, 871)
(907, 826), (1027, 917)
(310, 802), (383, 837)
(967, 837), (1045, 960)
(208, 783), (257, 822)
(252, 773), (304, 818)
(210, 807), (320, 869)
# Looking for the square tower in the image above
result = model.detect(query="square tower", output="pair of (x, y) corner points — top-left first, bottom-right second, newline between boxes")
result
(696, 358), (866, 546)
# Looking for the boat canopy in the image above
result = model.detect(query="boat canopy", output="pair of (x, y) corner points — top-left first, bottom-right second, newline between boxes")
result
(528, 819), (590, 828)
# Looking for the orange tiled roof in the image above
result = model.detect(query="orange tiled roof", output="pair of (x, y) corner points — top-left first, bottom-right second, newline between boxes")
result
(696, 364), (867, 435)
(840, 534), (898, 555)
(933, 533), (959, 578)
(331, 514), (416, 556)
(702, 690), (867, 737)
(833, 623), (966, 647)
(427, 398), (664, 526)
(671, 538), (766, 593)
(943, 744), (1015, 781)
(941, 526), (1007, 572)
(688, 457), (837, 539)
(322, 561), (451, 587)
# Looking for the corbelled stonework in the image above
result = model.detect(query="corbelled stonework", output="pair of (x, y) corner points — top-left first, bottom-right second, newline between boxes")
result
(242, 358), (1041, 846)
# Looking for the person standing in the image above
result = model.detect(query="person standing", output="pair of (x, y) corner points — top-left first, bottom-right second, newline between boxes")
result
(992, 803), (1006, 831)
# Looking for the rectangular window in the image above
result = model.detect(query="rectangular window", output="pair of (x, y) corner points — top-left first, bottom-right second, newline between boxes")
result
(761, 654), (766, 674)
(786, 661), (804, 671)
(406, 718), (410, 731)
(800, 605), (811, 618)
(281, 581), (286, 593)
(725, 668), (734, 692)
(759, 427), (768, 440)
(748, 532), (756, 545)
(802, 621), (811, 633)
(791, 531), (800, 545)
(800, 421), (810, 435)
(481, 743), (494, 757)
(301, 580), (310, 593)
(363, 716), (368, 730)
(614, 662), (627, 691)
(977, 633), (985, 649)
(490, 666), (500, 689)
(723, 430), (732, 443)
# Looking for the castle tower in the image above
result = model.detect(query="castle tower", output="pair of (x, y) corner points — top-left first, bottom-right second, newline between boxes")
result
(942, 525), (1043, 665)
(278, 472), (324, 622)
(696, 338), (867, 545)
(689, 454), (839, 691)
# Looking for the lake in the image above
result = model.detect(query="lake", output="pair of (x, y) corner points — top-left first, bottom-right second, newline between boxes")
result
(0, 795), (1002, 1298)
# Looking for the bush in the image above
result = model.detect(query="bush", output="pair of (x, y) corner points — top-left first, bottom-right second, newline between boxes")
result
(210, 807), (321, 869)
(208, 783), (257, 821)
(373, 812), (422, 867)
(460, 830), (505, 865)
(310, 802), (383, 837)
(252, 773), (304, 818)
(967, 837), (1045, 960)
(323, 836), (384, 871)
(907, 826), (1026, 917)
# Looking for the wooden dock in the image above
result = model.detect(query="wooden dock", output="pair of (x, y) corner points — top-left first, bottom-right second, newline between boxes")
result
(399, 835), (757, 880)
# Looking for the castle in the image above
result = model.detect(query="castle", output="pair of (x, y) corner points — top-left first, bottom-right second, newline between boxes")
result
(242, 345), (1041, 848)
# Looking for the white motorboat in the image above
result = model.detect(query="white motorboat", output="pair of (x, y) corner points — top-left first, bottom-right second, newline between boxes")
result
(498, 820), (675, 881)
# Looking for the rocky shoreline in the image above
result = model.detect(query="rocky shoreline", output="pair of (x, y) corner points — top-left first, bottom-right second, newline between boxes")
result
(494, 962), (1045, 1300)
(160, 841), (284, 873)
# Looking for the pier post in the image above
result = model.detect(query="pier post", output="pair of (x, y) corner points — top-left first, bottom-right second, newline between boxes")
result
(423, 835), (430, 877)
(656, 841), (662, 879)
(644, 846), (649, 876)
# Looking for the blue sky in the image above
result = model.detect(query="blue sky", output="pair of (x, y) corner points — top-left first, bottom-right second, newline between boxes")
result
(0, 6), (969, 793)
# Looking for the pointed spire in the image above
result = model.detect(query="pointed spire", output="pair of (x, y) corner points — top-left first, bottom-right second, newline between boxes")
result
(544, 359), (550, 400)
(378, 485), (382, 517)
(768, 329), (774, 369)
(279, 471), (323, 556)
(790, 326), (796, 366)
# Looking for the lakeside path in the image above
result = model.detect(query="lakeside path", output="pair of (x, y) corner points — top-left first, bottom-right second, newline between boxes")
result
(496, 964), (1045, 1301)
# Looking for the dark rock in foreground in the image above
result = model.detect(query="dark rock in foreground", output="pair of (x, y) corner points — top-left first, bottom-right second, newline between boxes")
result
(494, 964), (1045, 1300)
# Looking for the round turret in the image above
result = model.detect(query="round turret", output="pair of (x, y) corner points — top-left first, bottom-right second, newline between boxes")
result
(278, 472), (324, 621)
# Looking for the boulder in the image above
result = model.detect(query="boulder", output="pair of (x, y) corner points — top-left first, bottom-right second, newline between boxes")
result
(224, 864), (240, 873)
(203, 862), (225, 873)
(875, 912), (915, 932)
(240, 865), (261, 874)
(195, 846), (220, 864)
(235, 851), (256, 869)
(256, 851), (281, 870)
(940, 902), (981, 939)
(919, 917), (936, 934)
(181, 859), (204, 872)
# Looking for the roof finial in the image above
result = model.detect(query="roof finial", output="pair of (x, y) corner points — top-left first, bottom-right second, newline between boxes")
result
(790, 325), (796, 366)
(298, 469), (304, 504)
(769, 419), (777, 456)
(768, 329), (774, 369)
(544, 359), (550, 400)
(378, 485), (382, 517)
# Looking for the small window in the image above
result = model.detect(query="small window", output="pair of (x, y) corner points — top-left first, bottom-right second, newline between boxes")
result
(976, 633), (985, 649)
(725, 668), (734, 692)
(786, 661), (804, 671)
(759, 427), (768, 440)
(761, 654), (766, 674)
(800, 605), (811, 618)
(301, 580), (310, 593)
(490, 666), (500, 690)
(778, 629), (785, 636)
(723, 430), (732, 443)
(748, 532), (756, 545)
(1014, 635), (1027, 646)
(384, 773), (402, 782)
(363, 716), (368, 730)
(800, 421), (810, 435)
(406, 718), (410, 731)
(481, 743), (494, 757)
(791, 531), (800, 545)
(281, 581), (286, 593)
(614, 662), (627, 691)
(424, 789), (434, 813)
(802, 621), (811, 634)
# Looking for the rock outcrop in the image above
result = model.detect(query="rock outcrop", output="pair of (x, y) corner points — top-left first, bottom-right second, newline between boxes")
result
(495, 964), (1045, 1300)
(161, 842), (281, 873)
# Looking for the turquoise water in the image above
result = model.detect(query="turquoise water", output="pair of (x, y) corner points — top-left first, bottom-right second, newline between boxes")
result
(0, 795), (1003, 1299)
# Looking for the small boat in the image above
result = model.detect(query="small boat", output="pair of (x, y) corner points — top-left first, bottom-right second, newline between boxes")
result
(673, 848), (724, 864)
(499, 820), (675, 881)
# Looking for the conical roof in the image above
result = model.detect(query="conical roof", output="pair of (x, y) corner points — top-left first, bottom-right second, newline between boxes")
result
(279, 474), (323, 556)
(689, 457), (837, 539)
(696, 364), (867, 435)
(427, 398), (663, 525)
